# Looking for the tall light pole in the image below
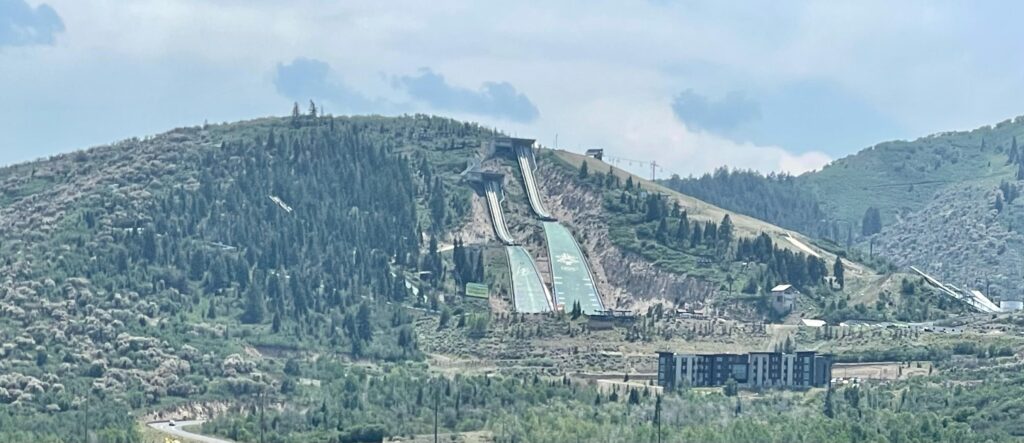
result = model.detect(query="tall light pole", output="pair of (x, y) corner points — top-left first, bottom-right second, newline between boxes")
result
(655, 394), (662, 443)
(433, 384), (439, 443)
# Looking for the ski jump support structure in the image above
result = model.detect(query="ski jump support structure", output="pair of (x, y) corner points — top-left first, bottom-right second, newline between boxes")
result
(461, 164), (517, 246)
(910, 266), (1000, 313)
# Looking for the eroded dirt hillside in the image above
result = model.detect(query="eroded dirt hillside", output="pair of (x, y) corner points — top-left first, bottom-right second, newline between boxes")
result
(534, 157), (716, 311)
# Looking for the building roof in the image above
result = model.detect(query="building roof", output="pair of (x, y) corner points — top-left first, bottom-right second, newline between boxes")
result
(801, 319), (826, 327)
(771, 284), (793, 292)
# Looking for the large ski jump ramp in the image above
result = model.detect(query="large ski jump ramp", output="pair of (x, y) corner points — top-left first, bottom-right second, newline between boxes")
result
(516, 145), (555, 220)
(507, 246), (553, 313)
(543, 221), (604, 314)
(484, 181), (516, 245)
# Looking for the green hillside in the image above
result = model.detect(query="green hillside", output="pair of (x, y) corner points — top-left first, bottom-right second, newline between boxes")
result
(1, 113), (1021, 443)
(0, 114), (498, 441)
(664, 115), (1024, 299)
(802, 118), (1023, 225)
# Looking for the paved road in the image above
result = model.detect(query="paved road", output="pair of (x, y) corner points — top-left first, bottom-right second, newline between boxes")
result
(507, 246), (552, 313)
(148, 420), (232, 443)
(543, 221), (604, 314)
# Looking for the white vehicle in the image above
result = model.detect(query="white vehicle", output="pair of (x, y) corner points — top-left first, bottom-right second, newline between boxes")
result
(168, 420), (176, 427)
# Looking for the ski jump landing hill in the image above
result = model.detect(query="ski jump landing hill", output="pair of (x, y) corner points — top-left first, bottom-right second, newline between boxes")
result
(463, 164), (552, 313)
(491, 137), (606, 315)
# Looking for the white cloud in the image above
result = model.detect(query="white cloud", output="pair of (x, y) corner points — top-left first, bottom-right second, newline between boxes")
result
(4, 0), (1024, 172)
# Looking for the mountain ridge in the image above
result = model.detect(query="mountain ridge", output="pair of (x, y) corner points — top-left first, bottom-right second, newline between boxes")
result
(664, 114), (1024, 300)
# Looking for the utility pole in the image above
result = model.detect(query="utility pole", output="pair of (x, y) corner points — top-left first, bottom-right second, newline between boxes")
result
(84, 392), (90, 443)
(655, 393), (662, 443)
(260, 391), (266, 443)
(650, 161), (660, 181)
(433, 385), (439, 443)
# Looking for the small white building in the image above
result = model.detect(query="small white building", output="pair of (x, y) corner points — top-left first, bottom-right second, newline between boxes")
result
(1001, 298), (1023, 312)
(770, 284), (799, 314)
(801, 318), (826, 328)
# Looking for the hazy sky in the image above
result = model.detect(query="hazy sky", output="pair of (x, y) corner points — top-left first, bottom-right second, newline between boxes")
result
(3, 0), (1024, 177)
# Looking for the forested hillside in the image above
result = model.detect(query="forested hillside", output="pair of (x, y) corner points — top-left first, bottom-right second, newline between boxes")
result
(0, 113), (493, 441)
(662, 115), (1024, 299)
(663, 168), (826, 235)
(575, 162), (830, 301)
(1, 111), (1018, 443)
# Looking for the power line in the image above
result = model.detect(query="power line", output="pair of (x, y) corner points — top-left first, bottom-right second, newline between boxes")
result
(602, 154), (663, 181)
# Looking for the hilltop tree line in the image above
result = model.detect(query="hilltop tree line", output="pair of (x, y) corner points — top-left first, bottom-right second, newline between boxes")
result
(580, 163), (830, 292)
(662, 168), (827, 235)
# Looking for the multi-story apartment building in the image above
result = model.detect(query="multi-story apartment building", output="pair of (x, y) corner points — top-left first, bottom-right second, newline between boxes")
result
(657, 351), (832, 391)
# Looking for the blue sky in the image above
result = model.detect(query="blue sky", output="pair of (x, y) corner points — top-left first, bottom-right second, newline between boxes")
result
(3, 0), (1024, 176)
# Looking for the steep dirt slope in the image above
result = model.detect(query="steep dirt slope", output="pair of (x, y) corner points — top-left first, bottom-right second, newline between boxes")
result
(444, 139), (888, 317)
(552, 150), (876, 278)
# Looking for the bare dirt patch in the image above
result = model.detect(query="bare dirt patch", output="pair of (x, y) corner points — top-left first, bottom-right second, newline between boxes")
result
(832, 361), (934, 380)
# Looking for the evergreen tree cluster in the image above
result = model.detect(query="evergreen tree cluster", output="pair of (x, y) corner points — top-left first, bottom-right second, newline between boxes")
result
(861, 207), (883, 236)
(611, 190), (735, 253)
(451, 237), (484, 287)
(662, 168), (827, 234)
(595, 165), (828, 294)
(735, 233), (829, 289)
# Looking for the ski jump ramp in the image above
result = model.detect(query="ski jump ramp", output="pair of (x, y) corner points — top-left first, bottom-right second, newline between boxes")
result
(515, 144), (555, 220)
(911, 266), (1000, 313)
(507, 245), (553, 313)
(543, 221), (604, 314)
(484, 180), (516, 246)
(479, 177), (551, 312)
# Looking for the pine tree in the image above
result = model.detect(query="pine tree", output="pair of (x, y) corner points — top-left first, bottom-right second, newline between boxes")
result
(862, 207), (882, 236)
(676, 213), (690, 249)
(579, 161), (589, 179)
(141, 227), (158, 262)
(240, 286), (266, 324)
(570, 301), (582, 319)
(1009, 136), (1019, 165)
(833, 257), (845, 290)
(655, 217), (668, 243)
(357, 303), (374, 342)
(291, 102), (301, 128)
(428, 178), (447, 231)
(719, 214), (734, 248)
